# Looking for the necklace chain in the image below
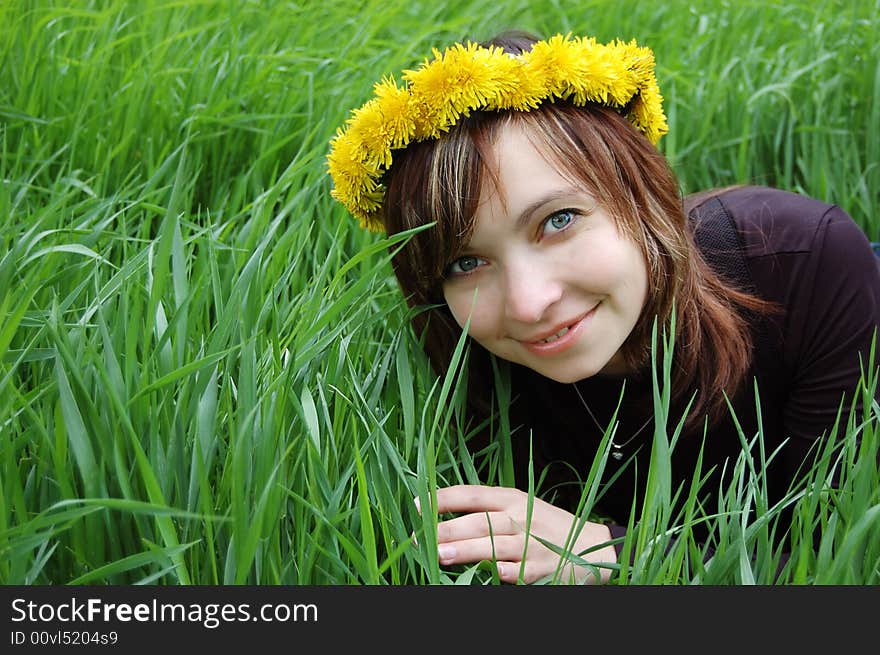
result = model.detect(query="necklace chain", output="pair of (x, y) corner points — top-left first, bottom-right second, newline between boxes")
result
(572, 384), (653, 460)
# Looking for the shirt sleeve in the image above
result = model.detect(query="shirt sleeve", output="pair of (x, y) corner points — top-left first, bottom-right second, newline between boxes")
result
(781, 205), (880, 465)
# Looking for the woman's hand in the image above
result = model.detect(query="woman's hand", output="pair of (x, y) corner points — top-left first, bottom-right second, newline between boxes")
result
(415, 484), (617, 584)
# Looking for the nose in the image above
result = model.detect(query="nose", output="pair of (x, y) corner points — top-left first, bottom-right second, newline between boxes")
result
(502, 259), (563, 325)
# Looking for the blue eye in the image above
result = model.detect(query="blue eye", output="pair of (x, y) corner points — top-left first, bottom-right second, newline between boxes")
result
(446, 255), (485, 276)
(543, 210), (575, 235)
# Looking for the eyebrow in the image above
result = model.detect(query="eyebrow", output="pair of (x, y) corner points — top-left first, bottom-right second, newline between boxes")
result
(514, 187), (581, 230)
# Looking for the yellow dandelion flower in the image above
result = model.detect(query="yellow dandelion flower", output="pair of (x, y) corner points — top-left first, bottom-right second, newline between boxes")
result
(374, 77), (416, 150)
(524, 34), (589, 100)
(566, 40), (610, 105)
(327, 33), (669, 229)
(483, 51), (544, 111)
(629, 81), (668, 144)
(327, 131), (369, 184)
(345, 99), (394, 169)
(327, 129), (384, 218)
(404, 47), (462, 137)
(442, 43), (504, 113)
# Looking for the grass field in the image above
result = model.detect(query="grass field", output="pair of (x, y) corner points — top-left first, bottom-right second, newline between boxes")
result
(1, 0), (878, 585)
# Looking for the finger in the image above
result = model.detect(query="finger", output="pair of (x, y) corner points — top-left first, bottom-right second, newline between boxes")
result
(513, 558), (608, 585)
(495, 561), (527, 584)
(436, 535), (525, 566)
(432, 485), (522, 514)
(496, 560), (563, 585)
(436, 511), (519, 543)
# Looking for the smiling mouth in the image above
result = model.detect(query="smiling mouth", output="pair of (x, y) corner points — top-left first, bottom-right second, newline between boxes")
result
(523, 304), (599, 346)
(535, 326), (570, 344)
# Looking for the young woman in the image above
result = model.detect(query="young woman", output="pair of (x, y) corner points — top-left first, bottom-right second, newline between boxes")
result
(327, 31), (880, 583)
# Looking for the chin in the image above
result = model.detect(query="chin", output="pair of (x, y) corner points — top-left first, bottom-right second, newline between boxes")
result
(534, 362), (608, 384)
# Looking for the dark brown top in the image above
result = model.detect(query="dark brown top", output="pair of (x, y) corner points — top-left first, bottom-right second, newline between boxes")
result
(504, 186), (880, 544)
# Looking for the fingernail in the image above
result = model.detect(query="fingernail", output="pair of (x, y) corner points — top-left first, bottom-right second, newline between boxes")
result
(497, 563), (505, 578)
(437, 544), (456, 561)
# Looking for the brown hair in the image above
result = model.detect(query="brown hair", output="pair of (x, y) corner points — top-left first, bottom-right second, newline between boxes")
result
(379, 31), (780, 432)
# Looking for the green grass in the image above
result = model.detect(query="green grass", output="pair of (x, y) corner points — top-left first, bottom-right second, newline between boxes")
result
(1, 0), (878, 585)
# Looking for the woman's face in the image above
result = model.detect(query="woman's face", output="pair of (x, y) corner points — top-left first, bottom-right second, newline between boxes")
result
(441, 122), (649, 383)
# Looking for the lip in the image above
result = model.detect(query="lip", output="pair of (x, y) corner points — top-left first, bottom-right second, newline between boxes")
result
(519, 305), (599, 356)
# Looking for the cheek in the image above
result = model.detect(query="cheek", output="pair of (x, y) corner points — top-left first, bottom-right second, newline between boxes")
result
(442, 285), (473, 329)
(625, 244), (650, 299)
(442, 285), (496, 337)
(572, 248), (626, 290)
(615, 249), (649, 318)
(590, 240), (648, 297)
